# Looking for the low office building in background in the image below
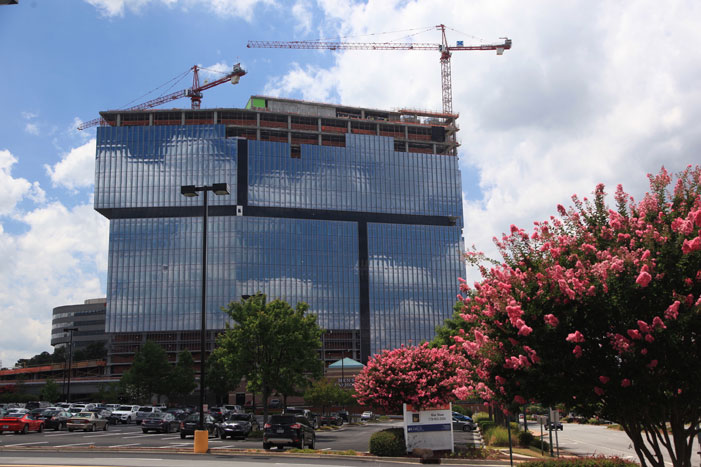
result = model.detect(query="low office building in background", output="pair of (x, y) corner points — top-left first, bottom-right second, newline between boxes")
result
(51, 298), (107, 351)
(94, 96), (465, 375)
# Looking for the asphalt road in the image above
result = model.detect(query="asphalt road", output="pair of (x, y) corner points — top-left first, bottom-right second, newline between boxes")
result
(545, 423), (700, 467)
(0, 419), (479, 453)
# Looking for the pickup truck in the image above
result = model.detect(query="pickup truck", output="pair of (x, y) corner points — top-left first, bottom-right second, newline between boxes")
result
(110, 405), (140, 424)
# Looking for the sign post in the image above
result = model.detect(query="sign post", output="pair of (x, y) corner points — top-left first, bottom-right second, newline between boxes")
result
(403, 403), (454, 455)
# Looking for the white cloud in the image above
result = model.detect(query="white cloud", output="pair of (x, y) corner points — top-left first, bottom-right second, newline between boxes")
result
(25, 123), (39, 136)
(0, 200), (108, 367)
(292, 0), (313, 34)
(44, 139), (97, 191)
(83, 0), (273, 20)
(0, 149), (45, 216)
(263, 0), (701, 283)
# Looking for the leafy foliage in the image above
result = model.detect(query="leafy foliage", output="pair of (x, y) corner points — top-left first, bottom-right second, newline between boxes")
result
(369, 427), (406, 457)
(303, 377), (352, 413)
(448, 166), (701, 467)
(214, 294), (323, 421)
(120, 340), (172, 403)
(167, 350), (197, 403)
(40, 378), (61, 402)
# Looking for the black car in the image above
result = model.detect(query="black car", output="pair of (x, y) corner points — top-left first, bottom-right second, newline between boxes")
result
(179, 413), (219, 439)
(142, 412), (180, 433)
(37, 410), (72, 431)
(166, 408), (188, 421)
(218, 413), (259, 439)
(263, 414), (316, 450)
(208, 407), (227, 422)
(319, 413), (343, 426)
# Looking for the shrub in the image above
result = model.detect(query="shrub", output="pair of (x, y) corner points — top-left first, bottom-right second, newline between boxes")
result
(519, 430), (535, 446)
(369, 428), (406, 457)
(531, 437), (549, 452)
(486, 426), (510, 446)
(478, 420), (495, 434)
(520, 456), (637, 467)
(473, 411), (490, 422)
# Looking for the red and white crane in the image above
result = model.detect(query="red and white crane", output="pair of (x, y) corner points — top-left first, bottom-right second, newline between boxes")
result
(77, 63), (247, 130)
(247, 24), (511, 115)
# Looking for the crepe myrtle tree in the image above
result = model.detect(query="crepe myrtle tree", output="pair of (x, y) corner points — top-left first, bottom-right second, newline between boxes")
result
(353, 342), (471, 414)
(443, 166), (700, 467)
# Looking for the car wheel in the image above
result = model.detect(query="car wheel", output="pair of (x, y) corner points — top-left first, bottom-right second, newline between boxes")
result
(462, 425), (470, 432)
(263, 442), (271, 450)
(220, 432), (226, 440)
(103, 423), (108, 431)
(180, 432), (186, 439)
(308, 435), (316, 449)
(68, 428), (74, 432)
(38, 424), (44, 433)
(212, 427), (219, 438)
(21, 424), (28, 434)
(126, 417), (131, 424)
(142, 429), (149, 434)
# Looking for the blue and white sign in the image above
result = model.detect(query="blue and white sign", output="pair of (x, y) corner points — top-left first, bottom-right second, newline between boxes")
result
(403, 403), (454, 453)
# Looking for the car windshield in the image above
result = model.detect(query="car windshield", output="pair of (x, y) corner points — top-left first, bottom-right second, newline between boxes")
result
(1, 414), (21, 419)
(185, 413), (201, 422)
(117, 406), (133, 411)
(138, 408), (153, 412)
(146, 412), (163, 419)
(226, 414), (250, 421)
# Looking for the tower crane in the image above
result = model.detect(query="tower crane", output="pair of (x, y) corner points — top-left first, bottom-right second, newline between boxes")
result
(247, 25), (510, 115)
(77, 63), (247, 130)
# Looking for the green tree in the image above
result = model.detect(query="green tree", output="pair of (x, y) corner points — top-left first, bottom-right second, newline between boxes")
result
(206, 354), (240, 405)
(449, 167), (701, 467)
(40, 378), (61, 402)
(73, 342), (107, 362)
(303, 378), (349, 415)
(216, 294), (323, 422)
(168, 350), (197, 404)
(120, 340), (171, 404)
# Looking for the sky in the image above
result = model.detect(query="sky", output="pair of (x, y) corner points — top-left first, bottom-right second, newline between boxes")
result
(0, 0), (698, 367)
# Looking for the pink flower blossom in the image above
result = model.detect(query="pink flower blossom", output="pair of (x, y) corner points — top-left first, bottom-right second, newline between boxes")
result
(518, 324), (533, 336)
(513, 395), (526, 405)
(599, 376), (610, 384)
(647, 360), (658, 370)
(594, 386), (605, 396)
(637, 320), (650, 333)
(636, 270), (652, 287)
(682, 236), (701, 254)
(652, 316), (666, 329)
(641, 348), (648, 355)
(544, 314), (559, 327)
(665, 301), (681, 320)
(627, 329), (642, 340)
(566, 330), (585, 343)
(621, 379), (632, 387)
(572, 345), (583, 358)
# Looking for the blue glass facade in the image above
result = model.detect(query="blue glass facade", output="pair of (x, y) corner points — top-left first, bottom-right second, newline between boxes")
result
(96, 121), (463, 359)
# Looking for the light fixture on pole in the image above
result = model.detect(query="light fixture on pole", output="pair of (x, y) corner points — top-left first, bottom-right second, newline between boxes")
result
(180, 183), (230, 432)
(63, 327), (78, 403)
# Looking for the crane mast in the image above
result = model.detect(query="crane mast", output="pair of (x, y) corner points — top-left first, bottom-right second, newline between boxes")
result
(78, 63), (246, 130)
(247, 24), (510, 114)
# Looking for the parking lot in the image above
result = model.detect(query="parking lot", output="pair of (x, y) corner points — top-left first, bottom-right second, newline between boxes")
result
(0, 419), (480, 453)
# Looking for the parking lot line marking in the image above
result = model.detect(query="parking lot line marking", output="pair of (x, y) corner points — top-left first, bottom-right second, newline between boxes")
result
(0, 441), (48, 446)
(161, 436), (180, 440)
(54, 442), (93, 447)
(84, 433), (113, 437)
(167, 442), (191, 446)
(107, 443), (142, 448)
(122, 434), (148, 438)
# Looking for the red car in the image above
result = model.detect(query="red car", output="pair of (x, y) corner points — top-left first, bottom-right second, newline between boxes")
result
(0, 413), (45, 434)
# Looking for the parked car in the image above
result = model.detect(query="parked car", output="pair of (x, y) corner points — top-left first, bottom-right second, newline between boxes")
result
(37, 409), (72, 431)
(268, 399), (281, 409)
(141, 412), (180, 433)
(208, 407), (227, 422)
(360, 411), (374, 421)
(218, 412), (259, 439)
(319, 413), (344, 426)
(110, 405), (140, 424)
(0, 413), (45, 434)
(337, 409), (349, 422)
(263, 414), (316, 450)
(165, 408), (188, 421)
(179, 413), (219, 439)
(283, 407), (318, 428)
(85, 408), (114, 423)
(67, 411), (109, 432)
(548, 421), (563, 430)
(135, 406), (163, 425)
(223, 404), (242, 414)
(452, 416), (476, 432)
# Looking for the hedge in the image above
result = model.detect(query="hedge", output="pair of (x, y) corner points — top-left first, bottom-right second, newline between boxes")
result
(369, 428), (406, 457)
(520, 457), (637, 467)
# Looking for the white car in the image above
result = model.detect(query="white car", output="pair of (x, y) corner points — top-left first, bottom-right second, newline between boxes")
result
(360, 411), (374, 421)
(110, 405), (140, 424)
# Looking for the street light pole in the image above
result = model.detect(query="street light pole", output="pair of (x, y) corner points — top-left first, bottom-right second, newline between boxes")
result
(63, 327), (78, 403)
(180, 183), (230, 431)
